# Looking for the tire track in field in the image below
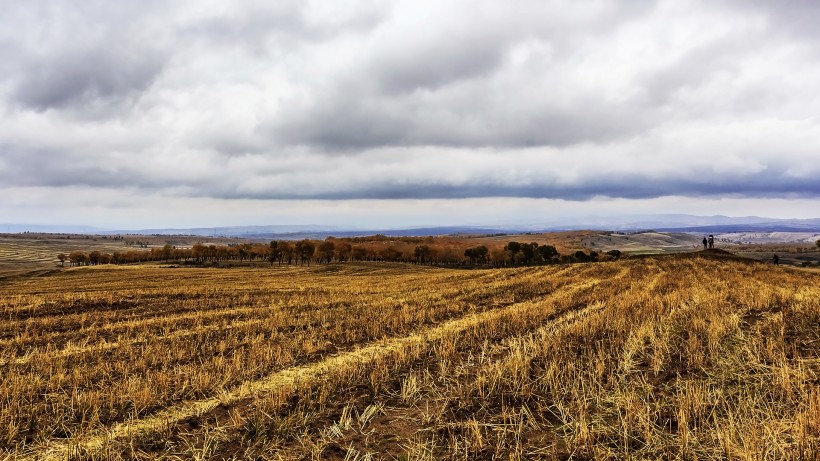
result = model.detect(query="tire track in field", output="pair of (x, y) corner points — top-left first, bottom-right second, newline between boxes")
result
(0, 269), (481, 333)
(0, 290), (358, 350)
(0, 316), (278, 367)
(20, 275), (610, 461)
(0, 266), (577, 365)
(0, 274), (520, 366)
(0, 303), (286, 352)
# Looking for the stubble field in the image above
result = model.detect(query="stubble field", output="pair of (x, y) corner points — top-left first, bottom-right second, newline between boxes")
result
(0, 255), (818, 460)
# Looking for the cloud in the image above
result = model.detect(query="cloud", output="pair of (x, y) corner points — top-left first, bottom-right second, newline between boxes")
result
(1, 1), (171, 116)
(12, 48), (165, 114)
(267, 1), (662, 150)
(182, 1), (387, 52)
(0, 0), (819, 228)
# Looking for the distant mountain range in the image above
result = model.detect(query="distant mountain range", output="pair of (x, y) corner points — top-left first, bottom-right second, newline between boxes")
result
(584, 215), (820, 233)
(653, 222), (820, 233)
(106, 225), (514, 240)
(3, 215), (820, 239)
(0, 224), (105, 234)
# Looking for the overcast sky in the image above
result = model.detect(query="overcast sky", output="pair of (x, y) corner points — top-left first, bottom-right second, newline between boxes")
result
(2, 0), (819, 229)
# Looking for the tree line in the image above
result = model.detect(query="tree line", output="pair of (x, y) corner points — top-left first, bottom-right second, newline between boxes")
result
(57, 237), (621, 268)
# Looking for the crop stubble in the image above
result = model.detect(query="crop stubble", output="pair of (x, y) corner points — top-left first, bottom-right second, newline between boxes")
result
(0, 256), (818, 459)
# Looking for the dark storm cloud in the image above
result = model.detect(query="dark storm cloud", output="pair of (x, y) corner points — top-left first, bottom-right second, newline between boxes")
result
(2, 0), (820, 212)
(366, 20), (512, 94)
(0, 1), (172, 116)
(642, 37), (749, 106)
(12, 47), (165, 113)
(268, 2), (661, 150)
(272, 90), (650, 150)
(0, 144), (169, 190)
(354, 176), (820, 201)
(193, 161), (820, 201)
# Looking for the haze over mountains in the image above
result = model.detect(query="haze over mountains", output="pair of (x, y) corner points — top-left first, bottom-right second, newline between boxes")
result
(3, 215), (820, 239)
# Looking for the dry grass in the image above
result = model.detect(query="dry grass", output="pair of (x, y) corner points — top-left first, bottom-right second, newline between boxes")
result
(0, 255), (817, 460)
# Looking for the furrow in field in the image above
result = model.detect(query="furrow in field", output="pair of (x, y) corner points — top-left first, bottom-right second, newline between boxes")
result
(0, 266), (571, 357)
(0, 316), (278, 367)
(21, 276), (608, 461)
(3, 265), (599, 450)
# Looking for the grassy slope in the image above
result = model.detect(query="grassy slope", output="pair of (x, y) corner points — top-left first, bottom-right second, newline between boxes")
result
(0, 256), (817, 459)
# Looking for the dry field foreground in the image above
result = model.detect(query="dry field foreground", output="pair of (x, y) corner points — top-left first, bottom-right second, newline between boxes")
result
(0, 256), (818, 460)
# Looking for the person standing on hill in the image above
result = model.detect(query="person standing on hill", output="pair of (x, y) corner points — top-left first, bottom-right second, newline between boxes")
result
(708, 235), (715, 249)
(773, 253), (779, 265)
(702, 237), (708, 250)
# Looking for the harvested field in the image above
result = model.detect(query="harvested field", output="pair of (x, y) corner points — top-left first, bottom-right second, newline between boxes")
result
(0, 234), (240, 279)
(0, 236), (127, 279)
(1, 256), (818, 459)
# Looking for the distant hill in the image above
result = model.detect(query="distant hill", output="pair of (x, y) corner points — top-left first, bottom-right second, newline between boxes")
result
(2, 215), (819, 238)
(97, 216), (820, 238)
(103, 225), (343, 238)
(0, 224), (105, 234)
(654, 220), (820, 233)
(105, 225), (514, 241)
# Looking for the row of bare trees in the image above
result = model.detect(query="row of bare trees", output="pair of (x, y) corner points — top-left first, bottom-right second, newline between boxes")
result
(58, 238), (617, 268)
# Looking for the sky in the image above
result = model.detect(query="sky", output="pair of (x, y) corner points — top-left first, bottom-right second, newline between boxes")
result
(1, 0), (819, 229)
